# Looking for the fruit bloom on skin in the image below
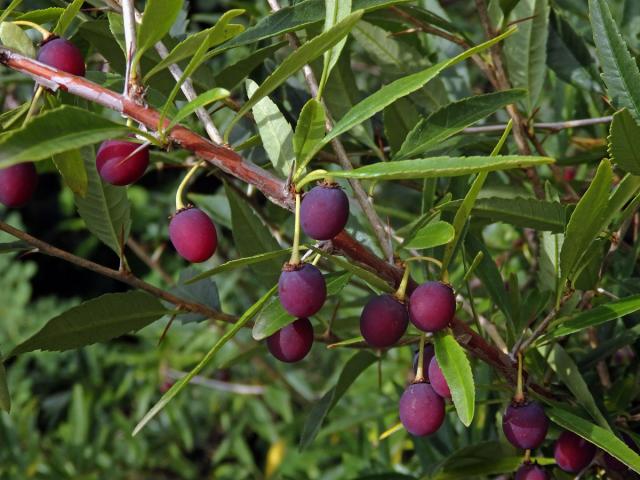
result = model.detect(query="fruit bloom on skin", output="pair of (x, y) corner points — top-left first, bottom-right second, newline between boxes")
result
(37, 37), (86, 76)
(428, 356), (451, 399)
(278, 263), (326, 318)
(359, 294), (408, 348)
(502, 401), (549, 449)
(398, 382), (445, 436)
(267, 318), (314, 363)
(0, 163), (37, 207)
(409, 281), (456, 332)
(96, 140), (149, 186)
(169, 207), (218, 263)
(300, 183), (349, 240)
(515, 463), (549, 480)
(554, 431), (596, 473)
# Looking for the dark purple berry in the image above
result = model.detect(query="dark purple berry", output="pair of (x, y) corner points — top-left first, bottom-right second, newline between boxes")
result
(359, 294), (408, 348)
(169, 207), (217, 263)
(502, 401), (549, 450)
(408, 281), (456, 332)
(412, 344), (435, 378)
(96, 139), (149, 186)
(267, 318), (314, 363)
(300, 183), (349, 240)
(0, 163), (37, 207)
(398, 382), (445, 436)
(278, 263), (326, 318)
(37, 37), (85, 76)
(428, 356), (451, 399)
(554, 431), (596, 473)
(515, 463), (549, 480)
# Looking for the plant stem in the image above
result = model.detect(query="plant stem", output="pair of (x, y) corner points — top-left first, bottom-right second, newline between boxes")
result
(12, 21), (50, 39)
(289, 193), (302, 265)
(23, 85), (43, 126)
(175, 161), (203, 210)
(414, 333), (426, 383)
(395, 264), (411, 301)
(514, 352), (525, 403)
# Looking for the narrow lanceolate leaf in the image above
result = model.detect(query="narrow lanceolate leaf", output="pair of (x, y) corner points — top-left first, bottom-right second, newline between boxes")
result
(300, 351), (377, 449)
(133, 285), (278, 436)
(294, 99), (326, 174)
(246, 79), (295, 178)
(166, 87), (229, 132)
(144, 9), (245, 81)
(313, 27), (517, 155)
(468, 197), (566, 233)
(75, 147), (131, 255)
(0, 0), (23, 25)
(187, 248), (294, 283)
(0, 356), (10, 412)
(433, 442), (532, 480)
(434, 331), (475, 426)
(395, 90), (525, 159)
(0, 21), (35, 57)
(404, 221), (455, 249)
(225, 11), (363, 140)
(134, 0), (184, 65)
(9, 291), (167, 357)
(0, 106), (128, 168)
(560, 159), (612, 288)
(547, 405), (640, 473)
(53, 149), (88, 197)
(608, 109), (640, 175)
(318, 0), (352, 95)
(504, 0), (550, 112)
(214, 41), (286, 90)
(545, 294), (640, 340)
(53, 0), (83, 36)
(589, 0), (640, 121)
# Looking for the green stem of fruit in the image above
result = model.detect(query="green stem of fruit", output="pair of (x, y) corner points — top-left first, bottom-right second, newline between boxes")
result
(523, 449), (531, 463)
(311, 253), (321, 266)
(175, 161), (204, 210)
(296, 169), (328, 190)
(405, 256), (443, 270)
(394, 264), (411, 302)
(414, 333), (427, 383)
(23, 85), (44, 126)
(289, 193), (302, 266)
(514, 351), (525, 403)
(12, 20), (51, 39)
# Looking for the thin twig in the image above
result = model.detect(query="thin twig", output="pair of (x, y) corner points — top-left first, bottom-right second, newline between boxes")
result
(166, 369), (266, 395)
(463, 116), (613, 134)
(120, 0), (138, 99)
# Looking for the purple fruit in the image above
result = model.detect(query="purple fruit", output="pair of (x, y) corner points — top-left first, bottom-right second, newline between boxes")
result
(515, 463), (549, 480)
(554, 431), (596, 473)
(502, 401), (549, 450)
(169, 207), (217, 263)
(278, 263), (326, 318)
(300, 183), (349, 240)
(0, 163), (37, 207)
(359, 294), (408, 348)
(37, 37), (85, 76)
(413, 344), (435, 378)
(408, 281), (456, 332)
(267, 318), (314, 363)
(96, 139), (149, 186)
(399, 382), (445, 436)
(428, 356), (451, 399)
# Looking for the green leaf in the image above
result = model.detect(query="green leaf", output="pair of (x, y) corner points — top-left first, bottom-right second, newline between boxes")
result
(0, 106), (128, 168)
(317, 0), (352, 95)
(74, 147), (131, 255)
(560, 159), (612, 288)
(9, 291), (167, 357)
(166, 87), (229, 132)
(314, 27), (518, 154)
(0, 356), (9, 412)
(504, 0), (550, 112)
(310, 248), (393, 293)
(589, 0), (640, 121)
(294, 99), (326, 174)
(608, 108), (640, 175)
(433, 442), (526, 480)
(404, 221), (455, 249)
(134, 0), (184, 66)
(395, 90), (525, 159)
(133, 285), (277, 436)
(546, 405), (640, 473)
(214, 41), (286, 91)
(169, 268), (220, 324)
(187, 248), (294, 283)
(384, 97), (419, 155)
(0, 0), (23, 25)
(52, 149), (88, 197)
(0, 21), (35, 57)
(53, 0), (83, 36)
(434, 331), (475, 426)
(246, 79), (295, 178)
(0, 240), (30, 254)
(144, 9), (245, 81)
(300, 351), (377, 449)
(225, 11), (364, 141)
(545, 294), (640, 340)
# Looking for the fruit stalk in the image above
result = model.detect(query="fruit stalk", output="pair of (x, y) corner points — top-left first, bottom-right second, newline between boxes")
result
(289, 193), (302, 266)
(175, 161), (204, 210)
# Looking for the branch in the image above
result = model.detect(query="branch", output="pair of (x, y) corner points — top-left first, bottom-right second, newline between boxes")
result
(463, 116), (614, 134)
(120, 0), (139, 99)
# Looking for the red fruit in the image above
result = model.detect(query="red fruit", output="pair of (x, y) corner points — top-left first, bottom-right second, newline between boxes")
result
(169, 207), (218, 263)
(398, 382), (445, 436)
(554, 431), (596, 473)
(428, 356), (451, 399)
(96, 140), (149, 186)
(563, 167), (577, 182)
(515, 463), (549, 480)
(300, 183), (350, 240)
(0, 163), (37, 207)
(408, 281), (456, 332)
(37, 37), (85, 76)
(278, 263), (326, 318)
(412, 344), (435, 378)
(502, 401), (549, 450)
(267, 318), (314, 363)
(359, 294), (408, 348)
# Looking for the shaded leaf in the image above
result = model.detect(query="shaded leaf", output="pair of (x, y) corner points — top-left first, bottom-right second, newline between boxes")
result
(188, 248), (293, 283)
(0, 355), (9, 412)
(404, 221), (455, 249)
(294, 99), (326, 173)
(53, 0), (83, 37)
(317, 0), (352, 95)
(0, 21), (35, 57)
(169, 268), (220, 323)
(135, 0), (184, 66)
(52, 149), (88, 197)
(166, 87), (229, 132)
(609, 108), (640, 175)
